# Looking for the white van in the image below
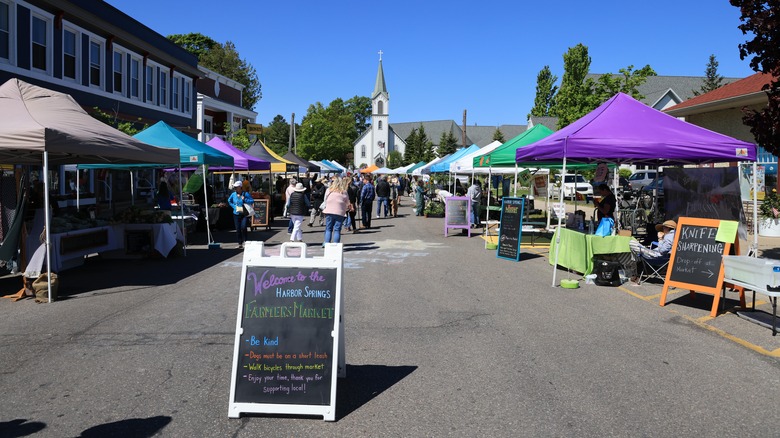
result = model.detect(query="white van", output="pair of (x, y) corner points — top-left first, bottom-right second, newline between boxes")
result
(628, 170), (658, 191)
(554, 174), (593, 199)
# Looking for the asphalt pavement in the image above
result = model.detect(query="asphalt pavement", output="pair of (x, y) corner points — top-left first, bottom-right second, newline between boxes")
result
(1, 196), (780, 437)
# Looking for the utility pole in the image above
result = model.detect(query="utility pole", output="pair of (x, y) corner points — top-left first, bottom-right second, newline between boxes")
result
(462, 110), (467, 148)
(288, 112), (296, 154)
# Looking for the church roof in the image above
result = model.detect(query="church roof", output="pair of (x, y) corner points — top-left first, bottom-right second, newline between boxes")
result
(389, 120), (526, 147)
(373, 60), (387, 99)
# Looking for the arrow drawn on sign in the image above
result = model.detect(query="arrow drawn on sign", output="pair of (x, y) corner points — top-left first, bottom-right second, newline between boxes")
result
(701, 269), (714, 278)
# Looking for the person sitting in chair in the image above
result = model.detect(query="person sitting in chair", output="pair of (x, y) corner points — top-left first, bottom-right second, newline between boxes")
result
(627, 219), (676, 284)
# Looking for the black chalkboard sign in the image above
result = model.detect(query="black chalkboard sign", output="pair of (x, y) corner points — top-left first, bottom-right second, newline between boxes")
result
(251, 199), (270, 227)
(497, 197), (525, 261)
(660, 217), (737, 317)
(233, 266), (336, 405)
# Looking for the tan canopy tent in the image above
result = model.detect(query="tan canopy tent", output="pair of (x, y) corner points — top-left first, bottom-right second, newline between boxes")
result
(0, 78), (180, 302)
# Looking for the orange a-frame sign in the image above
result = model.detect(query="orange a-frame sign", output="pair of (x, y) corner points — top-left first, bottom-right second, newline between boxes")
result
(659, 217), (742, 317)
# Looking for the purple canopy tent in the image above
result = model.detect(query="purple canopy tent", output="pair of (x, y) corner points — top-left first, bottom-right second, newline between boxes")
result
(514, 93), (758, 287)
(205, 137), (271, 171)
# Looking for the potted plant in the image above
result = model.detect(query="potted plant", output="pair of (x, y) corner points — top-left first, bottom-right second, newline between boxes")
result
(759, 188), (780, 237)
(423, 200), (445, 218)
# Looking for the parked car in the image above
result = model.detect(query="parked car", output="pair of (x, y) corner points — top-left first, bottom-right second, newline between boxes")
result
(641, 177), (664, 209)
(628, 169), (659, 191)
(554, 174), (593, 199)
(591, 176), (631, 197)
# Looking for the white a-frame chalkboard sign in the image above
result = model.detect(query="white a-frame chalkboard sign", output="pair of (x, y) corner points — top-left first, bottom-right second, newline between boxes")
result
(228, 242), (345, 421)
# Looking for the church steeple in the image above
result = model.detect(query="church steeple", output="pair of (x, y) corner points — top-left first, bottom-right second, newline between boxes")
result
(373, 50), (387, 99)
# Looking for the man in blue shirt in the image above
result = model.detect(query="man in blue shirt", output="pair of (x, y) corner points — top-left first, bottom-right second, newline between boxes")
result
(360, 175), (375, 229)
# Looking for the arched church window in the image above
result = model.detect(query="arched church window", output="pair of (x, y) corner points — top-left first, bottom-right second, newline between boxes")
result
(378, 121), (383, 130)
(361, 145), (366, 158)
(377, 100), (384, 114)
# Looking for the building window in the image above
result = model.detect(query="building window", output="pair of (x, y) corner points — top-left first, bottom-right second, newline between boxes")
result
(378, 121), (383, 130)
(203, 116), (212, 134)
(183, 79), (191, 113)
(113, 51), (123, 94)
(89, 40), (101, 87)
(31, 15), (48, 71)
(0, 2), (10, 61)
(377, 100), (383, 114)
(172, 76), (179, 110)
(145, 65), (154, 103)
(63, 29), (77, 80)
(361, 145), (366, 158)
(130, 58), (140, 98)
(159, 70), (167, 107)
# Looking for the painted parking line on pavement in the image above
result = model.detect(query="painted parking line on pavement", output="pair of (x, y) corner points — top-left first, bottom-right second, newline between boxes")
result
(534, 245), (780, 358)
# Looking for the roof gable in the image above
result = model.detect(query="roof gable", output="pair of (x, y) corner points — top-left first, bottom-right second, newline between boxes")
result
(665, 72), (774, 112)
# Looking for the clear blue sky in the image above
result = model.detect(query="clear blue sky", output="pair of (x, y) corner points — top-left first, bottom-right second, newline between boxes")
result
(106, 0), (755, 128)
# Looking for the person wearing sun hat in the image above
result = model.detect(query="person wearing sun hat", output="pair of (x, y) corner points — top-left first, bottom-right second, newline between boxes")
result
(286, 182), (311, 242)
(227, 180), (254, 249)
(626, 219), (677, 284)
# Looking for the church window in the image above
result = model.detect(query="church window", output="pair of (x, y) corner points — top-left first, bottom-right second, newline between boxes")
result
(378, 121), (382, 130)
(361, 145), (366, 158)
(377, 100), (383, 114)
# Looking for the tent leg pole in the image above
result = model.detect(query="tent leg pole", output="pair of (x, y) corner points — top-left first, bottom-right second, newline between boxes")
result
(43, 152), (52, 303)
(179, 167), (186, 256)
(552, 158), (567, 287)
(203, 164), (213, 244)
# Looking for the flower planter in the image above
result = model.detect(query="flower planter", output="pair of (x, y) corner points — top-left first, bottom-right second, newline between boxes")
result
(759, 217), (780, 237)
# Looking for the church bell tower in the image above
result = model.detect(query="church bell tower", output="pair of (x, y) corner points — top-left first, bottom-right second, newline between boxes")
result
(371, 50), (389, 167)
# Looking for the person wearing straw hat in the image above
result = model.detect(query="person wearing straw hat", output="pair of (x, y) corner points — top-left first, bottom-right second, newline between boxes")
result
(627, 219), (677, 284)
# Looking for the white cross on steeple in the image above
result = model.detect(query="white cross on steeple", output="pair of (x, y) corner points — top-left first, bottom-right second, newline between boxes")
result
(378, 50), (383, 61)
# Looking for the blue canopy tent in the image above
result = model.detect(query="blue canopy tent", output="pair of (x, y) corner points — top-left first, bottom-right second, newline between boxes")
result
(133, 122), (233, 246)
(425, 145), (480, 173)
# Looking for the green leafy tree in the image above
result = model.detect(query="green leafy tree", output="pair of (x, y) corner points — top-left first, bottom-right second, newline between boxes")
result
(528, 65), (558, 119)
(90, 107), (146, 135)
(551, 43), (593, 129)
(387, 150), (403, 169)
(731, 0), (780, 188)
(167, 33), (218, 59)
(417, 125), (435, 161)
(263, 115), (291, 156)
(438, 130), (458, 156)
(168, 33), (261, 110)
(692, 54), (726, 96)
(298, 98), (358, 162)
(223, 122), (250, 150)
(492, 128), (505, 143)
(590, 64), (657, 105)
(345, 96), (372, 137)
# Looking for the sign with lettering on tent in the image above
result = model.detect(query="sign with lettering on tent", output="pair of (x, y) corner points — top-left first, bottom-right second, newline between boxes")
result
(228, 242), (345, 421)
(659, 217), (743, 317)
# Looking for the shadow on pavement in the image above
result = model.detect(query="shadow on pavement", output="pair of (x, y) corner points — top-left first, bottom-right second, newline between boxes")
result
(336, 364), (417, 420)
(78, 415), (172, 438)
(0, 418), (46, 437)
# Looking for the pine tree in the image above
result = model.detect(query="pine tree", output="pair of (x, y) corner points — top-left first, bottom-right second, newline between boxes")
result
(492, 128), (505, 143)
(692, 54), (725, 96)
(404, 127), (420, 164)
(438, 130), (458, 156)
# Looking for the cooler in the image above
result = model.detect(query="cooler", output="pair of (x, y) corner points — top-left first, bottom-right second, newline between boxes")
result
(722, 255), (780, 290)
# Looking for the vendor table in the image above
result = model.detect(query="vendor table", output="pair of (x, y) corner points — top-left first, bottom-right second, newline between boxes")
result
(549, 227), (632, 275)
(50, 223), (184, 271)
